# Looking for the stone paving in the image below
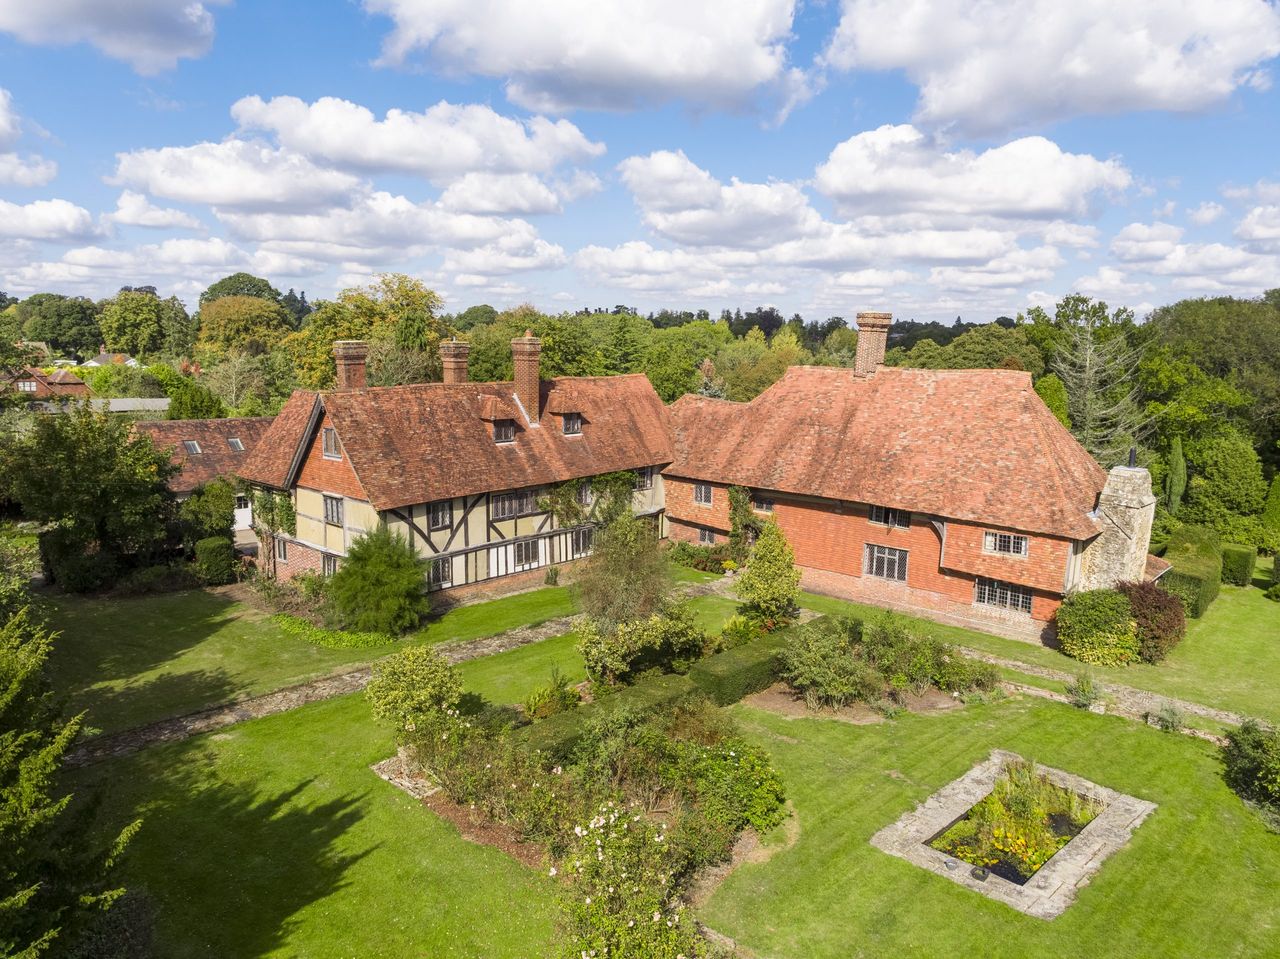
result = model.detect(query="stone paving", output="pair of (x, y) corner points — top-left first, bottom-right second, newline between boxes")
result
(869, 749), (1157, 920)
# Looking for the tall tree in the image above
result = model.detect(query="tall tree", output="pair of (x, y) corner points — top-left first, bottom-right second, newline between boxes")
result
(0, 608), (140, 957)
(199, 272), (281, 306)
(195, 296), (292, 358)
(98, 291), (163, 357)
(14, 294), (101, 357)
(158, 295), (197, 358)
(1051, 322), (1148, 465)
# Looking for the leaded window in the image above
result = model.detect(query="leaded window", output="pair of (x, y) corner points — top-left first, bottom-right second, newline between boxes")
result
(869, 504), (909, 528)
(694, 482), (712, 506)
(494, 419), (516, 443)
(633, 467), (653, 491)
(563, 412), (583, 435)
(322, 554), (338, 577)
(975, 577), (1033, 614)
(492, 490), (537, 520)
(699, 527), (716, 545)
(429, 501), (452, 530)
(514, 540), (539, 567)
(983, 531), (1029, 557)
(323, 494), (343, 526)
(430, 557), (452, 587)
(864, 543), (908, 581)
(322, 427), (341, 459)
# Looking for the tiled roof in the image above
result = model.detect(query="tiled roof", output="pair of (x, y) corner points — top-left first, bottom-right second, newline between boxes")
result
(1145, 554), (1172, 582)
(240, 375), (673, 511)
(668, 366), (1106, 539)
(133, 417), (275, 493)
(45, 368), (86, 386)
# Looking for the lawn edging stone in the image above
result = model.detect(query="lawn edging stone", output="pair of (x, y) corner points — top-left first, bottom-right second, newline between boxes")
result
(869, 749), (1156, 921)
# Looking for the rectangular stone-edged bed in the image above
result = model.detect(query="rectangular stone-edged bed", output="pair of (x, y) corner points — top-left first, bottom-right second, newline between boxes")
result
(869, 749), (1156, 920)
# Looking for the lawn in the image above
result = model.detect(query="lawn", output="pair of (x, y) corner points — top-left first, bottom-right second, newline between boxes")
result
(799, 559), (1280, 724)
(702, 696), (1280, 959)
(45, 585), (578, 735)
(65, 633), (589, 958)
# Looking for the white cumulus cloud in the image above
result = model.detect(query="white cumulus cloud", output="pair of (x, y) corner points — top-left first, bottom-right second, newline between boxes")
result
(813, 125), (1130, 219)
(824, 0), (1280, 134)
(106, 190), (204, 230)
(364, 0), (801, 112)
(0, 198), (97, 240)
(0, 0), (229, 73)
(1110, 222), (1184, 262)
(0, 88), (56, 186)
(1187, 201), (1226, 225)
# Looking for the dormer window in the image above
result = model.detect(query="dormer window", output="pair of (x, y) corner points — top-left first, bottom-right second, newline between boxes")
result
(494, 419), (516, 444)
(227, 437), (244, 451)
(869, 504), (909, 529)
(183, 440), (202, 454)
(322, 427), (341, 460)
(16, 380), (37, 393)
(563, 412), (583, 435)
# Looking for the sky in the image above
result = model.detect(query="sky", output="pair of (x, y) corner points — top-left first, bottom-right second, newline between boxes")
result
(1, 0), (1279, 323)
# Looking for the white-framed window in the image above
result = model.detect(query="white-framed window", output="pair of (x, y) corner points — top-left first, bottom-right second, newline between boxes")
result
(865, 543), (908, 582)
(429, 501), (452, 530)
(562, 412), (583, 435)
(983, 531), (1029, 557)
(227, 437), (244, 451)
(323, 494), (343, 526)
(492, 489), (537, 521)
(633, 466), (653, 491)
(513, 539), (539, 568)
(693, 482), (712, 506)
(16, 380), (37, 393)
(494, 419), (516, 444)
(182, 440), (202, 454)
(869, 504), (909, 529)
(575, 482), (593, 507)
(571, 527), (594, 557)
(699, 527), (716, 546)
(275, 538), (288, 561)
(235, 495), (250, 511)
(429, 556), (452, 588)
(975, 577), (1033, 614)
(322, 554), (338, 577)
(752, 492), (774, 513)
(322, 427), (341, 460)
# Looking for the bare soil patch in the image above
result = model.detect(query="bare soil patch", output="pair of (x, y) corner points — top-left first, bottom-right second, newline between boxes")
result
(742, 683), (884, 724)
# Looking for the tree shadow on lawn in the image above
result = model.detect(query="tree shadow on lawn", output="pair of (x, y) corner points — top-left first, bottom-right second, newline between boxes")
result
(116, 757), (375, 957)
(68, 667), (241, 738)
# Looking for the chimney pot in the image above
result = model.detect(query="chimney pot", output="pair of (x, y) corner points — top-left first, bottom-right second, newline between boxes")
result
(333, 340), (368, 391)
(854, 311), (892, 375)
(440, 337), (471, 384)
(511, 332), (542, 422)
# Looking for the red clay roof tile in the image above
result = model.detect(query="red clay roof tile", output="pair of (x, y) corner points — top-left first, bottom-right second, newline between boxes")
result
(134, 417), (275, 493)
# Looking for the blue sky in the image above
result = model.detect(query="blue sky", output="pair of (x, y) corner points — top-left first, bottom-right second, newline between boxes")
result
(2, 0), (1279, 322)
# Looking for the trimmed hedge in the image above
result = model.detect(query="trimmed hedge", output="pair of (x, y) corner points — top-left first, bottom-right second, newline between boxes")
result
(689, 630), (791, 705)
(194, 536), (236, 586)
(516, 672), (699, 761)
(1116, 580), (1187, 663)
(1221, 543), (1257, 587)
(271, 613), (393, 650)
(1161, 524), (1223, 618)
(1055, 589), (1141, 666)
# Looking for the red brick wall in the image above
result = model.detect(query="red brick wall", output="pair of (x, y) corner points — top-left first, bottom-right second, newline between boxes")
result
(664, 475), (1068, 622)
(271, 536), (325, 580)
(296, 411), (368, 500)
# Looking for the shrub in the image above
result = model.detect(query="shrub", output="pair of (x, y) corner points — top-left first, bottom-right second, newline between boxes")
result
(1266, 583), (1280, 603)
(364, 644), (462, 732)
(1221, 543), (1257, 586)
(1162, 524), (1222, 617)
(1065, 671), (1102, 709)
(715, 613), (763, 651)
(38, 528), (118, 593)
(576, 605), (705, 686)
(735, 519), (800, 624)
(1115, 580), (1187, 663)
(666, 540), (731, 572)
(689, 630), (790, 705)
(193, 536), (236, 585)
(1150, 703), (1185, 733)
(575, 512), (672, 628)
(522, 667), (580, 720)
(271, 613), (391, 649)
(114, 563), (199, 597)
(778, 617), (882, 709)
(1221, 720), (1280, 811)
(1055, 589), (1141, 666)
(933, 655), (999, 694)
(327, 526), (429, 635)
(543, 565), (559, 586)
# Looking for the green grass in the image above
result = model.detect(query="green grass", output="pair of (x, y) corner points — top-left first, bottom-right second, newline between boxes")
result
(799, 563), (1280, 724)
(702, 696), (1280, 958)
(45, 586), (578, 735)
(670, 564), (720, 586)
(685, 594), (741, 634)
(66, 632), (591, 957)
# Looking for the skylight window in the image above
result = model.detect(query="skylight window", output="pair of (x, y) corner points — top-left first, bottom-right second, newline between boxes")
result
(183, 440), (202, 454)
(228, 437), (244, 451)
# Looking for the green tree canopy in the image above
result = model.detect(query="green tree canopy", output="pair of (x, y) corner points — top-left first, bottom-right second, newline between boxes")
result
(736, 519), (800, 622)
(327, 526), (429, 635)
(14, 294), (102, 357)
(98, 290), (164, 358)
(195, 295), (292, 358)
(199, 272), (281, 306)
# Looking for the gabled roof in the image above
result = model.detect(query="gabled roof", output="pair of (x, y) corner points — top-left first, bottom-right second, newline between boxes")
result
(133, 417), (275, 493)
(45, 368), (86, 386)
(84, 352), (137, 367)
(668, 366), (1106, 539)
(240, 375), (673, 511)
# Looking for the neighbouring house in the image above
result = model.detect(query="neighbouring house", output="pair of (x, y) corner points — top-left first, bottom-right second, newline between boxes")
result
(240, 313), (1157, 637)
(134, 417), (276, 546)
(3, 366), (90, 399)
(82, 350), (140, 367)
(240, 336), (672, 600)
(663, 312), (1157, 639)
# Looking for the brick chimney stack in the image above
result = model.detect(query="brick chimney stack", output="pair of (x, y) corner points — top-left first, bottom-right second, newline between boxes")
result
(440, 338), (470, 384)
(511, 330), (542, 422)
(333, 340), (368, 391)
(854, 311), (892, 375)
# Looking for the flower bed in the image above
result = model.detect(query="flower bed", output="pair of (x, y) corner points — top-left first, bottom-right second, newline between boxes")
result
(928, 759), (1102, 884)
